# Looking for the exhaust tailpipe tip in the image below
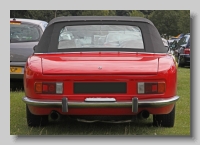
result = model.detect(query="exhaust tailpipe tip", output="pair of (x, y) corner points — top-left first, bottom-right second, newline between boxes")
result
(138, 110), (150, 119)
(50, 111), (61, 121)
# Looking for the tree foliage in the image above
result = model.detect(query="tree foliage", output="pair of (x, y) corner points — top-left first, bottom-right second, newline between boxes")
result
(139, 10), (154, 16)
(177, 10), (190, 34)
(81, 10), (115, 16)
(129, 10), (144, 17)
(148, 10), (181, 38)
(115, 10), (132, 16)
(148, 10), (190, 38)
(10, 10), (190, 37)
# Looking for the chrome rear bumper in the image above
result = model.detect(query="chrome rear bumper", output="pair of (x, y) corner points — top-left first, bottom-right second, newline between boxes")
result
(22, 96), (179, 113)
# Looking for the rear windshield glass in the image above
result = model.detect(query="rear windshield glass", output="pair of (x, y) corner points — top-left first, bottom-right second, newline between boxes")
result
(10, 22), (41, 43)
(58, 25), (144, 49)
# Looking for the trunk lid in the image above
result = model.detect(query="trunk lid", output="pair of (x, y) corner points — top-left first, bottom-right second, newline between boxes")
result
(41, 53), (159, 75)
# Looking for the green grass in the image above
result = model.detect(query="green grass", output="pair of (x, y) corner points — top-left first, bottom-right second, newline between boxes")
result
(10, 67), (190, 135)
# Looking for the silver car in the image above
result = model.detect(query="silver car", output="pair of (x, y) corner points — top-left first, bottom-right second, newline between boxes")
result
(10, 18), (48, 79)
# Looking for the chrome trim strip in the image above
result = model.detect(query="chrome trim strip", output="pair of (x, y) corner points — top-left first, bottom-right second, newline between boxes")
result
(22, 96), (179, 108)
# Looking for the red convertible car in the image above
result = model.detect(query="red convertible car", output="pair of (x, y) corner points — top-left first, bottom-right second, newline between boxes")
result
(22, 16), (179, 127)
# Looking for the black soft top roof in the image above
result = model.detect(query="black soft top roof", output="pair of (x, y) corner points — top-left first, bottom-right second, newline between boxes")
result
(47, 16), (154, 26)
(35, 16), (167, 53)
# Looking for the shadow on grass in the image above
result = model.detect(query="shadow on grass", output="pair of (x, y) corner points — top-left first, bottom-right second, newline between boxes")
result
(10, 79), (24, 92)
(28, 116), (155, 135)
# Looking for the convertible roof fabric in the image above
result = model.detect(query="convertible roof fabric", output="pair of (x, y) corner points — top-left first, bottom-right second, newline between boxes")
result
(35, 16), (167, 53)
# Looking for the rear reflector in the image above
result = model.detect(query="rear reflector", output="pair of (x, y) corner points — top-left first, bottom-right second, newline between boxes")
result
(138, 82), (165, 94)
(35, 82), (63, 94)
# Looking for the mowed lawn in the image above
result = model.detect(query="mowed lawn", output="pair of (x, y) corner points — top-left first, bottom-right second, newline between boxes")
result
(10, 67), (190, 135)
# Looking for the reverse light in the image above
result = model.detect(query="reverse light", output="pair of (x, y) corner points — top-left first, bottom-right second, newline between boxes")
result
(35, 82), (63, 94)
(138, 82), (165, 94)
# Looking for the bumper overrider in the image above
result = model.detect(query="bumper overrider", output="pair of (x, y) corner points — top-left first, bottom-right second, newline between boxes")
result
(22, 96), (179, 113)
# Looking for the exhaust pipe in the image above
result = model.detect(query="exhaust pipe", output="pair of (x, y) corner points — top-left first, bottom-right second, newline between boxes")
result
(50, 111), (61, 121)
(138, 110), (150, 119)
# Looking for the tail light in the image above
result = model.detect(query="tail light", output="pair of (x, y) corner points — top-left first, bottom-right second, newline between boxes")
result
(138, 82), (165, 94)
(35, 82), (63, 94)
(184, 48), (190, 54)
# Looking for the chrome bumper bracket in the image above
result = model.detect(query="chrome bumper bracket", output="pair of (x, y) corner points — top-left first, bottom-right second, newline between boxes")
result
(132, 97), (138, 113)
(62, 97), (68, 112)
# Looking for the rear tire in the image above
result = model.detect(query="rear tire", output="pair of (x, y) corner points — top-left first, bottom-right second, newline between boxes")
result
(153, 105), (175, 127)
(26, 105), (48, 127)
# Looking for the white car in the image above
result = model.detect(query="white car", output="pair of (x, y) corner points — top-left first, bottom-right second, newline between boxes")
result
(162, 38), (169, 47)
(162, 38), (174, 54)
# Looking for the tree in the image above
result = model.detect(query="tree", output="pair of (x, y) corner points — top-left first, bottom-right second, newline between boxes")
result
(10, 10), (29, 18)
(115, 10), (132, 16)
(177, 10), (190, 33)
(20, 10), (55, 22)
(148, 10), (181, 39)
(129, 10), (145, 17)
(81, 10), (111, 16)
(139, 10), (154, 18)
(139, 10), (154, 15)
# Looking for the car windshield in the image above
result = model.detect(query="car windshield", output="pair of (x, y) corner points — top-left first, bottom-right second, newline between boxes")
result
(58, 25), (144, 49)
(10, 22), (40, 43)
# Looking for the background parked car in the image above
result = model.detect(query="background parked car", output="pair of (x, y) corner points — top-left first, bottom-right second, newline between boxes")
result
(168, 38), (180, 46)
(172, 33), (190, 67)
(168, 33), (184, 45)
(162, 37), (174, 55)
(10, 18), (48, 80)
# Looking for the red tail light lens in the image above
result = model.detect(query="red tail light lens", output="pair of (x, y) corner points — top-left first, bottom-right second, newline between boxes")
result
(138, 82), (165, 94)
(184, 48), (190, 54)
(42, 83), (56, 94)
(35, 82), (63, 94)
(145, 83), (158, 94)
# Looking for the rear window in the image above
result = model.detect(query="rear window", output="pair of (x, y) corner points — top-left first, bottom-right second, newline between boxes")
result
(58, 25), (144, 49)
(10, 22), (41, 43)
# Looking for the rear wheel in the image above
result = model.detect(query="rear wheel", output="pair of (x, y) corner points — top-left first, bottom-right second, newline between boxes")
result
(26, 105), (48, 127)
(153, 105), (175, 127)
